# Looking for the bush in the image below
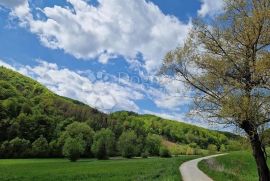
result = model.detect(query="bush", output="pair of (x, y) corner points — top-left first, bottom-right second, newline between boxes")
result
(159, 146), (171, 157)
(32, 135), (49, 157)
(220, 144), (226, 152)
(185, 147), (195, 155)
(49, 140), (62, 157)
(145, 134), (161, 156)
(62, 136), (85, 162)
(91, 128), (115, 159)
(207, 144), (218, 154)
(226, 140), (243, 151)
(141, 151), (149, 158)
(118, 130), (138, 158)
(8, 137), (31, 158)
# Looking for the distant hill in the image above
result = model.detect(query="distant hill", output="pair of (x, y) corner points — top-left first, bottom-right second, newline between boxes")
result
(0, 66), (242, 158)
(110, 111), (240, 150)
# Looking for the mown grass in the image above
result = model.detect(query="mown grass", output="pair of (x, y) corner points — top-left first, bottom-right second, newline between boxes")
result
(0, 156), (197, 181)
(198, 151), (270, 181)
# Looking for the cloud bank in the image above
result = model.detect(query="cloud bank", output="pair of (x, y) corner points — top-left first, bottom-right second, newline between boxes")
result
(0, 0), (191, 72)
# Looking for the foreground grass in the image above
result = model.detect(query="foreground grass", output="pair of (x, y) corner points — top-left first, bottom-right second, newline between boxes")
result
(0, 156), (197, 181)
(198, 151), (270, 181)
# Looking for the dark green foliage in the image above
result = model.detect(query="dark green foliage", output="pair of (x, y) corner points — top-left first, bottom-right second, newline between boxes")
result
(141, 150), (149, 158)
(145, 134), (161, 156)
(159, 146), (171, 157)
(118, 130), (139, 158)
(62, 136), (85, 162)
(0, 137), (31, 158)
(32, 135), (49, 157)
(92, 128), (115, 159)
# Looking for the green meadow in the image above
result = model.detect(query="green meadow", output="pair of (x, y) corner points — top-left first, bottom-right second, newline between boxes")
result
(199, 151), (270, 181)
(0, 156), (197, 181)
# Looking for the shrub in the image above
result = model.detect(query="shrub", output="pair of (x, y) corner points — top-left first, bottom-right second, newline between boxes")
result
(145, 134), (161, 156)
(185, 147), (194, 155)
(220, 144), (226, 152)
(141, 151), (149, 158)
(207, 144), (218, 154)
(159, 146), (171, 157)
(49, 140), (62, 157)
(226, 140), (243, 151)
(62, 136), (85, 162)
(9, 137), (31, 158)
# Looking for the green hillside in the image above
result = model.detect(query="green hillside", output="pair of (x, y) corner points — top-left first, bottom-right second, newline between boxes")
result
(0, 66), (242, 159)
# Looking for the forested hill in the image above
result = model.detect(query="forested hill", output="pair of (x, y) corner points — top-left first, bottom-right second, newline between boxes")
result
(0, 66), (242, 159)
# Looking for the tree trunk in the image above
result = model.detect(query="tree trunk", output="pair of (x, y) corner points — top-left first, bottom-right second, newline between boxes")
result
(249, 132), (270, 181)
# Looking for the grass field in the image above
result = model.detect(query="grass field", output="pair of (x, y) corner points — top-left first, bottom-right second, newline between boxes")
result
(198, 151), (270, 181)
(0, 156), (197, 181)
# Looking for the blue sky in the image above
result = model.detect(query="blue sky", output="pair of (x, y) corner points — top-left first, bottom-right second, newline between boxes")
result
(0, 0), (225, 127)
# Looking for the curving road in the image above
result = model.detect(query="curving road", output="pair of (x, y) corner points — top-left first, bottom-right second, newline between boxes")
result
(180, 154), (226, 181)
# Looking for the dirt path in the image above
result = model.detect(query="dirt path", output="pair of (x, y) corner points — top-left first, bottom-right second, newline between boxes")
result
(180, 154), (226, 181)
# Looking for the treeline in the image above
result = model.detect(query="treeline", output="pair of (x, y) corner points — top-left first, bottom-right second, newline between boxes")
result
(0, 67), (242, 161)
(0, 121), (169, 161)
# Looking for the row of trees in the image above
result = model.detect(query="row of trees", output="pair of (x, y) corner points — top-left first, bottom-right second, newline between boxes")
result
(0, 122), (170, 161)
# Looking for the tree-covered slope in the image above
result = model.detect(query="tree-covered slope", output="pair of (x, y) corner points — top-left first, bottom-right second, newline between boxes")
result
(0, 66), (106, 143)
(0, 66), (242, 159)
(110, 111), (241, 150)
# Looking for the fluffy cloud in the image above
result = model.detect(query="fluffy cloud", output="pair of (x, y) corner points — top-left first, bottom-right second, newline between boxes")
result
(198, 0), (225, 17)
(0, 0), (191, 72)
(0, 0), (30, 22)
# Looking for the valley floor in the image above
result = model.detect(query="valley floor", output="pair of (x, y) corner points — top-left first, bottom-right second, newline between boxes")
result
(0, 156), (197, 181)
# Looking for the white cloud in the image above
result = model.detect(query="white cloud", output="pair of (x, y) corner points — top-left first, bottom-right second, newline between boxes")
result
(198, 0), (225, 17)
(0, 0), (31, 22)
(0, 0), (191, 72)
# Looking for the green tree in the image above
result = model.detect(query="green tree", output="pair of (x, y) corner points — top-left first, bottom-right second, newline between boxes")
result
(59, 122), (94, 156)
(91, 128), (115, 159)
(118, 130), (138, 158)
(32, 135), (49, 157)
(145, 134), (161, 156)
(9, 137), (30, 158)
(62, 136), (85, 162)
(162, 0), (270, 179)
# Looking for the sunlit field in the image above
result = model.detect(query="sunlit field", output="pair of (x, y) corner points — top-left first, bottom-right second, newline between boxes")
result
(0, 156), (197, 181)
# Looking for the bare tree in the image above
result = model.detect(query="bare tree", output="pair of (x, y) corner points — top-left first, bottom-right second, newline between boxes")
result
(161, 0), (270, 180)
